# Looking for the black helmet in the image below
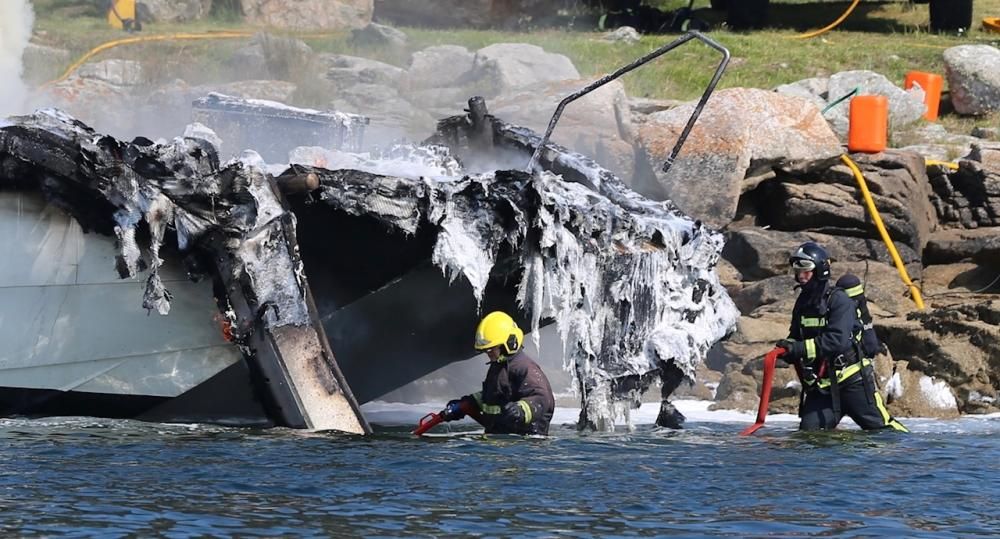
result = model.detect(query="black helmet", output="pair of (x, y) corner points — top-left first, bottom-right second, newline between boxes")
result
(789, 241), (831, 281)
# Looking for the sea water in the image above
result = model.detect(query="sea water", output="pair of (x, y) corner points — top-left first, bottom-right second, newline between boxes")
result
(1, 401), (998, 537)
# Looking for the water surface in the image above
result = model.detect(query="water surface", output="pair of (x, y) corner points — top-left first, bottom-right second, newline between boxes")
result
(2, 409), (998, 537)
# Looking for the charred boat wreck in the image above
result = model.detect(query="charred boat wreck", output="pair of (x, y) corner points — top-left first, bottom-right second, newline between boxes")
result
(0, 35), (738, 432)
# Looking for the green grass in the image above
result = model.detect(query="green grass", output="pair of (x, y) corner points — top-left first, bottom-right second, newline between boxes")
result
(28, 0), (1000, 132)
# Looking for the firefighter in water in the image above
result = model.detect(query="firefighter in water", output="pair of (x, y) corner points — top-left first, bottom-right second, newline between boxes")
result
(777, 242), (908, 432)
(442, 311), (555, 435)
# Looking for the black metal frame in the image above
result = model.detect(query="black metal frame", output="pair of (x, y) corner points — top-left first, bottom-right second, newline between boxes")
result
(526, 30), (731, 176)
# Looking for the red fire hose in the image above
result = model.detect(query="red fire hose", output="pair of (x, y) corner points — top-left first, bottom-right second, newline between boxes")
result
(412, 400), (483, 436)
(739, 347), (784, 436)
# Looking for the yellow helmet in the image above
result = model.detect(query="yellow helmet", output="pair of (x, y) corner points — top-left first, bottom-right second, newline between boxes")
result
(474, 311), (524, 356)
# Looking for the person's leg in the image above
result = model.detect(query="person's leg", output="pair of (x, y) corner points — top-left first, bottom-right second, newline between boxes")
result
(799, 389), (840, 430)
(844, 368), (909, 432)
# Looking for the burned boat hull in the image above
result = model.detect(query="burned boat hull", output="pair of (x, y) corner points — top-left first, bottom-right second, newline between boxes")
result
(0, 191), (271, 425)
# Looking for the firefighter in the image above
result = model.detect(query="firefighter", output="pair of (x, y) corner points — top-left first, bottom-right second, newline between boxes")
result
(442, 311), (555, 435)
(776, 242), (908, 432)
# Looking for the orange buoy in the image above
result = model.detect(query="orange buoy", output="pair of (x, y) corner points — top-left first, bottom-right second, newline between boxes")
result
(904, 71), (943, 121)
(847, 95), (888, 154)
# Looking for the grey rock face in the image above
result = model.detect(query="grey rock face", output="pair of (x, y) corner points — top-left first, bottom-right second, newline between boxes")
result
(944, 45), (1000, 115)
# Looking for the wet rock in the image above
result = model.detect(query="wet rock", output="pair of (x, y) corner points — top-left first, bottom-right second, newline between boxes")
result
(944, 44), (1000, 116)
(880, 301), (1000, 415)
(239, 0), (373, 30)
(635, 88), (842, 228)
(139, 0), (212, 22)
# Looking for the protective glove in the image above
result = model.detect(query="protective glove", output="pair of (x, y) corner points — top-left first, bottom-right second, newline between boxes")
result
(442, 399), (466, 421)
(775, 339), (805, 362)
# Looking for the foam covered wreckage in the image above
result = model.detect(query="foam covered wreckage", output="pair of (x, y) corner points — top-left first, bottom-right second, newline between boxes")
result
(0, 99), (738, 432)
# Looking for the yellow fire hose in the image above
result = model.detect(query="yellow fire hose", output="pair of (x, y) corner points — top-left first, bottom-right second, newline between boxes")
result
(790, 0), (862, 39)
(925, 159), (959, 171)
(42, 31), (255, 88)
(841, 154), (925, 310)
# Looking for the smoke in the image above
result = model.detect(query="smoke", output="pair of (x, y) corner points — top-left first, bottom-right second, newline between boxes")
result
(0, 0), (34, 119)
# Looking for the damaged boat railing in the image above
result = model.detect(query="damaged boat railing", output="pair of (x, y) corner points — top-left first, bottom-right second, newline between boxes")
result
(526, 30), (731, 175)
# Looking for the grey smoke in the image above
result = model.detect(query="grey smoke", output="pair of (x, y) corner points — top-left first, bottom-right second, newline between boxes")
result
(0, 0), (35, 118)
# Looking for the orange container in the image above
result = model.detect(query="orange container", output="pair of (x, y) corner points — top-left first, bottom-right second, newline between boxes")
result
(904, 71), (943, 121)
(848, 95), (888, 154)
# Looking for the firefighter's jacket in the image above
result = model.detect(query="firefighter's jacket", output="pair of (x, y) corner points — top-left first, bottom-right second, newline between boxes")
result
(466, 351), (554, 435)
(788, 282), (868, 390)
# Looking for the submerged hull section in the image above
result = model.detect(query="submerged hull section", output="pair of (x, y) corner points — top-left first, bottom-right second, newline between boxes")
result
(0, 192), (271, 425)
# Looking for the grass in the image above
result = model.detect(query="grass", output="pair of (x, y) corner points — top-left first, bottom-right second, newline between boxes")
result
(27, 0), (1000, 132)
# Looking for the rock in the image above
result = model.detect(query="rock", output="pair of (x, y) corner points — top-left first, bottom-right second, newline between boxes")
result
(467, 43), (580, 98)
(183, 122), (222, 150)
(318, 53), (405, 89)
(823, 70), (927, 138)
(755, 150), (937, 254)
(879, 302), (1000, 414)
(943, 44), (1000, 116)
(773, 76), (828, 111)
(602, 26), (641, 44)
(730, 275), (796, 316)
(350, 22), (408, 49)
(329, 83), (435, 144)
(21, 42), (71, 84)
(138, 0), (212, 22)
(921, 262), (1000, 296)
(239, 0), (373, 30)
(373, 0), (550, 28)
(197, 80), (298, 103)
(924, 227), (1000, 264)
(43, 77), (132, 136)
(488, 79), (636, 182)
(402, 45), (475, 92)
(896, 123), (980, 163)
(627, 96), (682, 117)
(76, 59), (143, 86)
(635, 88), (842, 228)
(722, 227), (920, 281)
(972, 126), (1000, 140)
(927, 154), (1000, 228)
(228, 33), (314, 81)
